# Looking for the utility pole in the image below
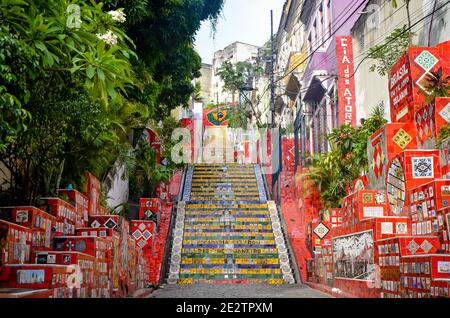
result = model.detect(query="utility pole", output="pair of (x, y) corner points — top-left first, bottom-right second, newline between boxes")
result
(269, 9), (279, 201)
(270, 10), (275, 128)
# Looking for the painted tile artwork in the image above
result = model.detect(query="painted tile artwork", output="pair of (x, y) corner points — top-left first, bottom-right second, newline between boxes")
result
(3, 1), (450, 299)
(16, 270), (45, 284)
(333, 231), (375, 280)
(438, 102), (450, 124)
(387, 158), (406, 215)
(412, 157), (434, 179)
(313, 222), (330, 240)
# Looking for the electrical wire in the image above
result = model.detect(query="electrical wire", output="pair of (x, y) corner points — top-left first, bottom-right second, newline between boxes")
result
(278, 0), (450, 141)
(278, 0), (445, 98)
(344, 0), (450, 82)
(255, 1), (368, 107)
(274, 0), (357, 77)
(292, 0), (450, 143)
(275, 0), (418, 81)
(249, 0), (449, 121)
(274, 1), (368, 85)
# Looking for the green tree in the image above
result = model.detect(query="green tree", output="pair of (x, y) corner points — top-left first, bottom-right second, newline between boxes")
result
(217, 61), (264, 128)
(218, 61), (263, 103)
(0, 0), (225, 206)
(103, 0), (224, 120)
(0, 0), (139, 204)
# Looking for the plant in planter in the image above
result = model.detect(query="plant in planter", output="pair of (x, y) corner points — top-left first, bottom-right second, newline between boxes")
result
(305, 106), (387, 208)
(423, 67), (450, 103)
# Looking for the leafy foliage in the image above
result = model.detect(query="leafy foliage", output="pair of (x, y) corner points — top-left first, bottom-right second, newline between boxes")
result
(217, 61), (264, 128)
(367, 26), (412, 76)
(103, 0), (224, 120)
(217, 61), (264, 101)
(0, 0), (224, 205)
(305, 105), (387, 208)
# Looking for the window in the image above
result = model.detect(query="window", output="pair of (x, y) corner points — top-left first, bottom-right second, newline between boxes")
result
(319, 2), (324, 47)
(327, 0), (332, 36)
(308, 33), (312, 54)
(313, 20), (318, 48)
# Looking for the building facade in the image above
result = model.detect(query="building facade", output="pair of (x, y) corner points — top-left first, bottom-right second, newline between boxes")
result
(351, 0), (450, 122)
(212, 41), (260, 104)
(274, 0), (308, 132)
(298, 0), (369, 157)
(197, 63), (214, 105)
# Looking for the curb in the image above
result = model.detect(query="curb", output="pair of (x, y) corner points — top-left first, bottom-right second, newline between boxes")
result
(132, 288), (154, 298)
(305, 282), (356, 298)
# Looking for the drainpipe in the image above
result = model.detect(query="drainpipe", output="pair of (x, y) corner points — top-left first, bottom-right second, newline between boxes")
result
(333, 75), (338, 128)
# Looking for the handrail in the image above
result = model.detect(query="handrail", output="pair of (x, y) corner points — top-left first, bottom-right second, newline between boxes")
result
(159, 167), (187, 285)
(158, 201), (177, 286)
(178, 164), (188, 202)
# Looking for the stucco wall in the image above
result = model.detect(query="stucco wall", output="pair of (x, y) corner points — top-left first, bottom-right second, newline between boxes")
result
(302, 0), (368, 94)
(198, 63), (213, 104)
(351, 0), (450, 122)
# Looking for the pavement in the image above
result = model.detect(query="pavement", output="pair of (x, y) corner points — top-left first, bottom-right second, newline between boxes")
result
(130, 288), (154, 298)
(147, 283), (332, 298)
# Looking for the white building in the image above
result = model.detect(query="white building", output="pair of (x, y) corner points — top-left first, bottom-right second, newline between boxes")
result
(212, 41), (260, 104)
(198, 63), (214, 105)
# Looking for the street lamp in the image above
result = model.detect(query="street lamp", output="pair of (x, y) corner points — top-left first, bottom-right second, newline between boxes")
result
(239, 78), (263, 128)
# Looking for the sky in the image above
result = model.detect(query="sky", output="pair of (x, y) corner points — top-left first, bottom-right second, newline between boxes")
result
(194, 0), (286, 64)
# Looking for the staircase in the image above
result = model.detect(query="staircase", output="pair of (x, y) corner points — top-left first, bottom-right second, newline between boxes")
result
(167, 164), (295, 284)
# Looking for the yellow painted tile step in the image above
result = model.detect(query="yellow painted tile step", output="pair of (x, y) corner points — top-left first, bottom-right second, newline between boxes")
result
(182, 240), (275, 245)
(184, 211), (270, 215)
(177, 278), (285, 285)
(181, 248), (279, 254)
(183, 225), (272, 230)
(180, 268), (282, 275)
(186, 204), (268, 208)
(184, 217), (270, 222)
(181, 258), (280, 265)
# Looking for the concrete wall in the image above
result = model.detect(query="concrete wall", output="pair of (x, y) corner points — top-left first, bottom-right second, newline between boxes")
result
(351, 0), (450, 122)
(198, 63), (213, 104)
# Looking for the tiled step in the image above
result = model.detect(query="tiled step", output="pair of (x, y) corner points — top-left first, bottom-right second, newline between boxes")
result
(179, 273), (283, 278)
(181, 258), (280, 264)
(178, 278), (285, 284)
(180, 253), (281, 259)
(183, 234), (275, 239)
(168, 164), (295, 285)
(185, 206), (269, 210)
